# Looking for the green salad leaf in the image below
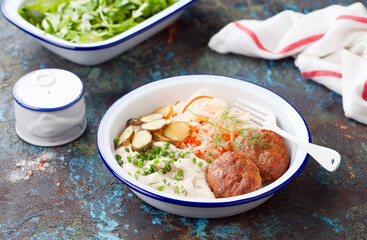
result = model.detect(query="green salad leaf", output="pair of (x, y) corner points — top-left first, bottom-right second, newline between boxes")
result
(18, 0), (179, 43)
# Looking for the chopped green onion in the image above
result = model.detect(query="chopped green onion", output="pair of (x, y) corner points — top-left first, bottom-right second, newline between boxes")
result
(115, 154), (123, 165)
(178, 151), (186, 158)
(113, 137), (120, 145)
(138, 162), (144, 168)
(173, 170), (184, 181)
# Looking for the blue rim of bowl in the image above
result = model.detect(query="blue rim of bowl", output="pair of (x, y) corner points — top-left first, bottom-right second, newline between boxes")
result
(1, 0), (197, 51)
(13, 69), (84, 112)
(97, 75), (311, 208)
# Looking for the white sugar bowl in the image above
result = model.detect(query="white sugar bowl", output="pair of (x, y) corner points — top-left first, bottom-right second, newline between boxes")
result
(13, 69), (87, 147)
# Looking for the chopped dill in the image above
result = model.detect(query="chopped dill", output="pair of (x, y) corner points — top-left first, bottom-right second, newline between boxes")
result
(190, 107), (269, 151)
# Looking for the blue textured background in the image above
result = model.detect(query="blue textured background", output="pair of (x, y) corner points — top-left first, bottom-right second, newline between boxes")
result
(1, 0), (366, 239)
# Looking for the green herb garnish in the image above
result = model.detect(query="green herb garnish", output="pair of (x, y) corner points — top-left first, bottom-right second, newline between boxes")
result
(173, 170), (184, 181)
(190, 107), (269, 150)
(115, 154), (123, 165)
(113, 137), (120, 145)
(160, 161), (172, 174)
(19, 0), (179, 43)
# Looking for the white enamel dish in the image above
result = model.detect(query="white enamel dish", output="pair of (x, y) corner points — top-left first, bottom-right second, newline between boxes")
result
(1, 0), (196, 65)
(97, 75), (310, 218)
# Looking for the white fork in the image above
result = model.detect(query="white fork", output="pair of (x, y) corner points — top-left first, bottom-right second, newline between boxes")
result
(235, 98), (341, 172)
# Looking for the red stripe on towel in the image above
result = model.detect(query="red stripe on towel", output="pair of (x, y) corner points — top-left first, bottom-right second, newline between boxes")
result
(233, 21), (272, 53)
(337, 15), (367, 24)
(278, 34), (324, 54)
(301, 70), (342, 78)
(233, 21), (324, 55)
(362, 80), (367, 101)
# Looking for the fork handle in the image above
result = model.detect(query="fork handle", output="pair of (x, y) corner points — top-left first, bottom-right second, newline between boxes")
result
(272, 126), (341, 172)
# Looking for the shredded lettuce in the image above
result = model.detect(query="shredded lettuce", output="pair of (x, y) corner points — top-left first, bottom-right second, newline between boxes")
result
(18, 0), (179, 43)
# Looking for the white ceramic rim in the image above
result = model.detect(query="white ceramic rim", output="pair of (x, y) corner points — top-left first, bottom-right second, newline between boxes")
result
(13, 68), (84, 112)
(97, 75), (310, 208)
(1, 0), (196, 50)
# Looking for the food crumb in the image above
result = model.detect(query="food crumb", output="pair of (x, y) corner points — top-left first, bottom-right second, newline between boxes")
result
(24, 176), (30, 181)
(16, 163), (22, 167)
(28, 170), (33, 176)
(43, 163), (50, 167)
(64, 162), (68, 166)
(39, 167), (46, 171)
(57, 182), (60, 186)
(345, 134), (354, 139)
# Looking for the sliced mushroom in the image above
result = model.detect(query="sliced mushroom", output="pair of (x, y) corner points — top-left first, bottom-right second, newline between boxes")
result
(132, 130), (153, 151)
(116, 125), (134, 147)
(127, 118), (141, 126)
(163, 121), (193, 142)
(154, 105), (173, 119)
(141, 119), (167, 131)
(140, 113), (163, 123)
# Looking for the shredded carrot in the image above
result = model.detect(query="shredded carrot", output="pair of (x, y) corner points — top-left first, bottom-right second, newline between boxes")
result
(182, 95), (214, 113)
(184, 136), (201, 147)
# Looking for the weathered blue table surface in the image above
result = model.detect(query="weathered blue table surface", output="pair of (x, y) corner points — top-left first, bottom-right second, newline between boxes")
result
(1, 0), (366, 239)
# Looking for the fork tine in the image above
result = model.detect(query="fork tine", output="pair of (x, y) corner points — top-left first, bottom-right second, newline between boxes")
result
(236, 98), (274, 117)
(235, 99), (267, 117)
(234, 101), (266, 122)
(233, 104), (265, 127)
(249, 116), (264, 127)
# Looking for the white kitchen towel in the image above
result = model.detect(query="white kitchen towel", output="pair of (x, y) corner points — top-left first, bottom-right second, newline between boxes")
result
(208, 2), (367, 125)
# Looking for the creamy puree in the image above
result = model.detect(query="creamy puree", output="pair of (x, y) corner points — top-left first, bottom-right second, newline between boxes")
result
(115, 142), (215, 199)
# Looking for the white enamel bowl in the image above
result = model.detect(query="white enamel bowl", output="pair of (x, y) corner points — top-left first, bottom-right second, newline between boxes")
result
(97, 75), (310, 218)
(1, 0), (196, 65)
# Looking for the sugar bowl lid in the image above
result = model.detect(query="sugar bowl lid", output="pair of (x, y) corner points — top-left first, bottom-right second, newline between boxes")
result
(13, 68), (84, 111)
